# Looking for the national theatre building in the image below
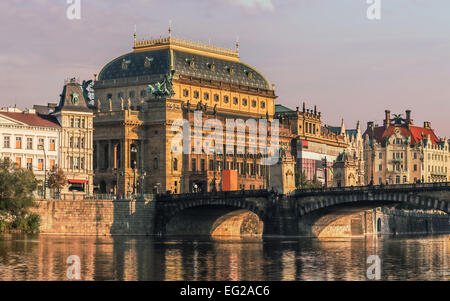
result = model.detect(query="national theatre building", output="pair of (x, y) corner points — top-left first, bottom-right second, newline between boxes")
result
(93, 31), (278, 195)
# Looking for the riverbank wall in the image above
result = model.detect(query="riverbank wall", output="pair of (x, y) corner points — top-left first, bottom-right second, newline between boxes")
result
(32, 198), (155, 235)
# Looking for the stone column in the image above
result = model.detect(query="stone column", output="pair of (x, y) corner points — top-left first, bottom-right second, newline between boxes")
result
(96, 141), (100, 171)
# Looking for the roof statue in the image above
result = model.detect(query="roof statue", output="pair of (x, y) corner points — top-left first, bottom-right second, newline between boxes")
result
(121, 98), (124, 110)
(147, 70), (176, 98)
(127, 98), (131, 109)
(97, 99), (101, 112)
(392, 114), (403, 124)
(82, 80), (94, 105)
(109, 99), (112, 112)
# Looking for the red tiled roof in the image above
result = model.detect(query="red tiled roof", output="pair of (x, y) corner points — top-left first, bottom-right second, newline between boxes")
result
(0, 112), (60, 128)
(363, 124), (440, 146)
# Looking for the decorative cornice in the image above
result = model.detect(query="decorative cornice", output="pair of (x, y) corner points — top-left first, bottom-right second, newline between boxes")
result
(133, 36), (239, 59)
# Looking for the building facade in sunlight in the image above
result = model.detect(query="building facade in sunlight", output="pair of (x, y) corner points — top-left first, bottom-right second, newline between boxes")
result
(363, 110), (449, 185)
(93, 31), (278, 194)
(0, 79), (94, 196)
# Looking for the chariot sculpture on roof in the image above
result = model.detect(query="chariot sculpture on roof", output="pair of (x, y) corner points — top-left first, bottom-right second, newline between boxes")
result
(147, 69), (176, 98)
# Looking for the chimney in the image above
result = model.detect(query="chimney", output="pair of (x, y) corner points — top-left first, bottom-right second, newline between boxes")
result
(424, 121), (431, 129)
(405, 110), (411, 124)
(384, 110), (391, 128)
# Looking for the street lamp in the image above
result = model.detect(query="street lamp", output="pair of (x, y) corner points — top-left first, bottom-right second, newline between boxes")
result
(114, 168), (123, 199)
(139, 171), (147, 196)
(130, 145), (138, 196)
(38, 144), (47, 199)
(322, 156), (328, 188)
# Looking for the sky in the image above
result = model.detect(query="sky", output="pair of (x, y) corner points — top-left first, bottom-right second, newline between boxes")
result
(0, 0), (449, 136)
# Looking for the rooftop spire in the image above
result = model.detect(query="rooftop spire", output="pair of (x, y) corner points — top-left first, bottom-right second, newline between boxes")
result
(168, 20), (172, 38)
(236, 35), (239, 52)
(134, 24), (137, 43)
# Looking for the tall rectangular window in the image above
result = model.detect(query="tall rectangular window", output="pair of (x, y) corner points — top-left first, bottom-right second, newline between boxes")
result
(15, 157), (21, 168)
(4, 136), (10, 148)
(49, 159), (55, 171)
(191, 158), (196, 172)
(26, 158), (32, 170)
(38, 159), (44, 171)
(27, 138), (33, 150)
(74, 157), (79, 169)
(16, 137), (22, 149)
(49, 139), (55, 151)
(201, 159), (205, 172)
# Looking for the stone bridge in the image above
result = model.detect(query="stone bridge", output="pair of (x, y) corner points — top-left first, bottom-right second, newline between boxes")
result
(154, 183), (450, 236)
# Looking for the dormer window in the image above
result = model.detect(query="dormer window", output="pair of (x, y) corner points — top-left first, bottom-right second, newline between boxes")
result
(226, 66), (235, 76)
(207, 62), (216, 72)
(245, 70), (253, 80)
(144, 56), (154, 68)
(71, 93), (79, 106)
(186, 58), (195, 68)
(121, 59), (131, 70)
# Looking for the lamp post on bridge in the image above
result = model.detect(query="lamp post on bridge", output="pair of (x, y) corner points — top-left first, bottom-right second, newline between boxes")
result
(38, 144), (47, 199)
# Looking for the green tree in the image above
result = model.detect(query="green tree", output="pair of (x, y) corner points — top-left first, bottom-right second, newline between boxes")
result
(0, 158), (38, 214)
(47, 165), (67, 196)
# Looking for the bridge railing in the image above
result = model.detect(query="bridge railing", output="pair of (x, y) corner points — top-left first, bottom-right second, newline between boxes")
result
(155, 189), (270, 202)
(293, 182), (450, 196)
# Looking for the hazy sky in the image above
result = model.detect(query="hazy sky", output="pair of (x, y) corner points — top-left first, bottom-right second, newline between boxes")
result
(1, 0), (449, 136)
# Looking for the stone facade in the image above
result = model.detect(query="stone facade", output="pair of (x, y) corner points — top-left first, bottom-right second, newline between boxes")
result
(53, 79), (94, 195)
(32, 198), (155, 235)
(274, 103), (351, 187)
(363, 110), (450, 185)
(93, 35), (277, 195)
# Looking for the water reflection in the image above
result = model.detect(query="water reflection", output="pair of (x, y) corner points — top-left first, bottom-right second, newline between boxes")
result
(0, 234), (448, 281)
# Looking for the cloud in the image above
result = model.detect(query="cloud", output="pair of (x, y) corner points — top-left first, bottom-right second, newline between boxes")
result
(229, 0), (275, 12)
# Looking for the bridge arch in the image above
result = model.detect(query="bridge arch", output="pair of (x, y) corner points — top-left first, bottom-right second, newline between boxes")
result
(154, 192), (270, 236)
(295, 191), (450, 217)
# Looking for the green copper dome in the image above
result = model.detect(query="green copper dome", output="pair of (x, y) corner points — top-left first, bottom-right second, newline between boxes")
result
(98, 48), (272, 91)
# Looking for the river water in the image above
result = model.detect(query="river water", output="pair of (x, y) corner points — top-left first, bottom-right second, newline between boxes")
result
(0, 234), (448, 281)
